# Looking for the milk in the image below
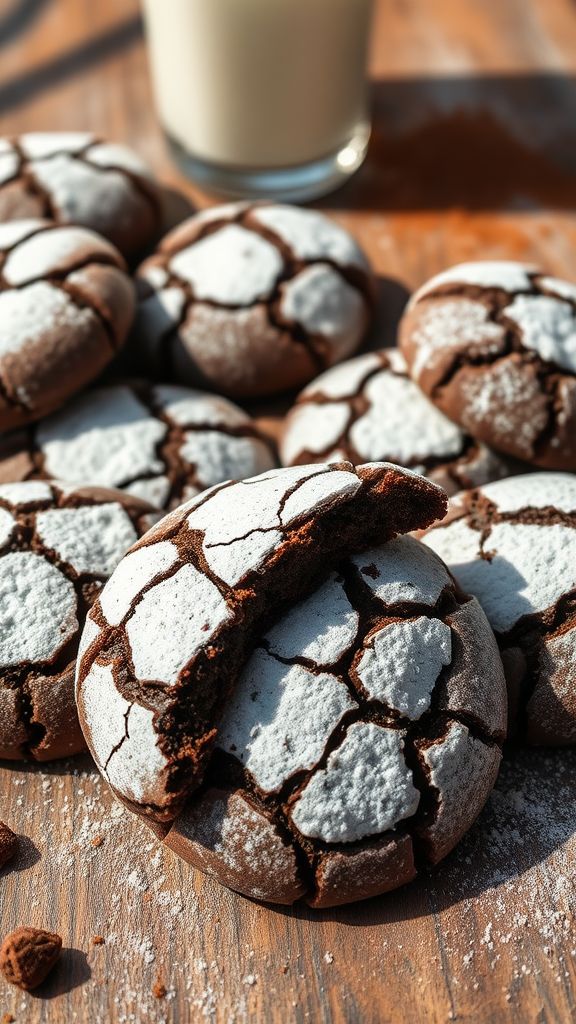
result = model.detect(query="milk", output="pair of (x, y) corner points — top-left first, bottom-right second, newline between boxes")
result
(142, 0), (373, 189)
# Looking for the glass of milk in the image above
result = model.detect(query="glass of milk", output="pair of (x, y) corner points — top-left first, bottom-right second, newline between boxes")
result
(142, 0), (374, 201)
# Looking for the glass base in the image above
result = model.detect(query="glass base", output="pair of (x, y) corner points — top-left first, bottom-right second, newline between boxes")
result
(166, 123), (370, 203)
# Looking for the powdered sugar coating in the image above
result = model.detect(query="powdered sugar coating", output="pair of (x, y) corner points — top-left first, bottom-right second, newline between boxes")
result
(0, 481), (54, 505)
(0, 507), (15, 549)
(282, 349), (511, 493)
(0, 282), (93, 359)
(3, 224), (117, 285)
(0, 219), (133, 429)
(280, 403), (351, 465)
(349, 369), (464, 464)
(99, 542), (179, 627)
(35, 504), (138, 576)
(351, 535), (453, 607)
(264, 573), (359, 665)
(354, 617), (452, 717)
(0, 480), (153, 760)
(79, 662), (169, 805)
(125, 563), (233, 686)
(252, 204), (369, 270)
(218, 652), (355, 793)
(301, 351), (383, 400)
(0, 552), (77, 665)
(504, 294), (576, 373)
(428, 518), (576, 633)
(187, 466), (361, 587)
(0, 219), (49, 249)
(290, 723), (420, 843)
(410, 298), (506, 382)
(19, 132), (94, 158)
(76, 467), (505, 902)
(169, 224), (282, 305)
(279, 266), (366, 362)
(481, 472), (576, 513)
(39, 385), (165, 486)
(418, 721), (501, 861)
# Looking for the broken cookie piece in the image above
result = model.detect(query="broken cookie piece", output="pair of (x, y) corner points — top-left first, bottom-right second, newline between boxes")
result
(0, 927), (62, 991)
(77, 462), (447, 824)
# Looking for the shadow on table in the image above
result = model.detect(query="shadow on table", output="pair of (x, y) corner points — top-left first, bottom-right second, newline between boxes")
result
(34, 947), (92, 998)
(321, 72), (576, 213)
(0, 751), (96, 778)
(274, 745), (576, 928)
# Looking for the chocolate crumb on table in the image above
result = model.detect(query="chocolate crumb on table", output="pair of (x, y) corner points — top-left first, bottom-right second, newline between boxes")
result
(0, 927), (62, 991)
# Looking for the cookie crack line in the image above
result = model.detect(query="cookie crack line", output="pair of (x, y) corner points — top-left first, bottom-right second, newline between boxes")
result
(421, 291), (571, 461)
(8, 139), (57, 220)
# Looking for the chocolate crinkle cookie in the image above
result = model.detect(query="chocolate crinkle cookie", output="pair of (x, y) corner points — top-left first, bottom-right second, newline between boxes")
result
(400, 261), (576, 470)
(164, 537), (506, 907)
(133, 202), (375, 398)
(281, 349), (515, 495)
(424, 473), (576, 745)
(0, 381), (276, 512)
(76, 462), (447, 827)
(0, 133), (162, 260)
(0, 479), (155, 761)
(0, 218), (134, 430)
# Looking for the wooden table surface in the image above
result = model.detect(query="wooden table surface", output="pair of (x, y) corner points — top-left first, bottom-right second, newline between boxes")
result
(2, 1), (576, 1021)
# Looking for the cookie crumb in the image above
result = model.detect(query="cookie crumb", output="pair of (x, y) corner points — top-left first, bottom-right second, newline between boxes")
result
(0, 926), (62, 990)
(90, 835), (103, 848)
(0, 822), (18, 869)
(92, 936), (105, 946)
(153, 975), (167, 999)
(2, 1013), (15, 1023)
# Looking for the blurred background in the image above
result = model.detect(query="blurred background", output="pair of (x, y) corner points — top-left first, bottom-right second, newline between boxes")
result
(1, 0), (575, 340)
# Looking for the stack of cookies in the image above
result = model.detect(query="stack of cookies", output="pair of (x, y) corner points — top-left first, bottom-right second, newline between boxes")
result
(2, 132), (576, 912)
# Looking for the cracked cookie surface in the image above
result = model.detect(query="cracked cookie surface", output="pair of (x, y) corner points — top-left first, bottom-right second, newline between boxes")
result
(76, 461), (447, 827)
(0, 218), (134, 429)
(159, 536), (506, 906)
(423, 472), (576, 745)
(0, 381), (277, 512)
(0, 133), (162, 260)
(132, 202), (375, 398)
(0, 480), (155, 761)
(400, 261), (576, 470)
(281, 349), (515, 494)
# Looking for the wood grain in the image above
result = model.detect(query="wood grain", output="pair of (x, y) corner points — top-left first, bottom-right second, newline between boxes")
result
(1, 1), (576, 1021)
